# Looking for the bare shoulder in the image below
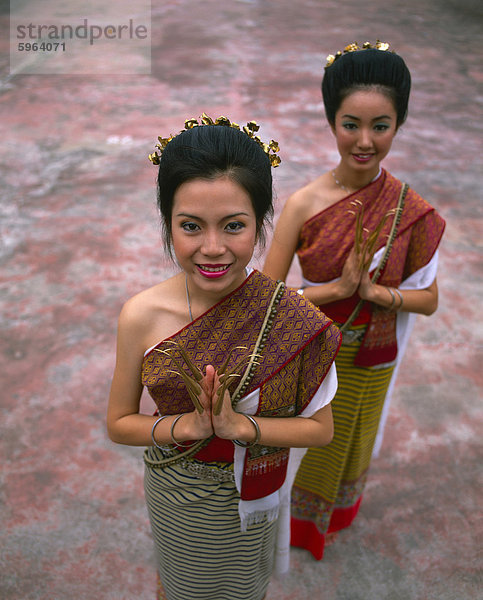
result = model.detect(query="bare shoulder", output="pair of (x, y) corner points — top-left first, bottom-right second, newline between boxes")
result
(284, 172), (336, 223)
(118, 274), (187, 348)
(121, 279), (168, 322)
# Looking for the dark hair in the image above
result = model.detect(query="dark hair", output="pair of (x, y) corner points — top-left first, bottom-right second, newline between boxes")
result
(156, 124), (274, 255)
(322, 49), (411, 127)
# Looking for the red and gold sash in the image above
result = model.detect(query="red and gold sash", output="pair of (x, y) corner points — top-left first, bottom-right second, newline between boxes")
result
(297, 170), (445, 366)
(142, 270), (341, 500)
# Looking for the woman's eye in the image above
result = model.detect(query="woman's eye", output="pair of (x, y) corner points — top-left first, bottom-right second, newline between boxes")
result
(374, 123), (390, 131)
(225, 221), (245, 232)
(342, 122), (357, 130)
(181, 222), (200, 232)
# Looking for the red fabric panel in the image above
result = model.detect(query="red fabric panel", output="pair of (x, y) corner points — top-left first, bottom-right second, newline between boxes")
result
(290, 497), (363, 561)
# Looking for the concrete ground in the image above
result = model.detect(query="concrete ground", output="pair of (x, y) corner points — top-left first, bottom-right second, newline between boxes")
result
(1, 1), (482, 599)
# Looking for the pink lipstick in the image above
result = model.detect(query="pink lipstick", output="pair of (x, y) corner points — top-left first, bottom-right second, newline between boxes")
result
(352, 153), (374, 163)
(196, 264), (231, 279)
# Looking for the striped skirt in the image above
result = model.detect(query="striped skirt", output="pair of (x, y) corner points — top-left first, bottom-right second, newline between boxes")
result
(291, 337), (395, 559)
(144, 447), (276, 600)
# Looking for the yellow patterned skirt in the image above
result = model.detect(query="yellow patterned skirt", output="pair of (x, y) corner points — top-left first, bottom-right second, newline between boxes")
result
(291, 336), (395, 559)
(144, 447), (276, 600)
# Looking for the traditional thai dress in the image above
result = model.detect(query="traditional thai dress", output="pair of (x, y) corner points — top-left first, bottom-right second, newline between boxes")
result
(141, 270), (341, 600)
(290, 169), (445, 560)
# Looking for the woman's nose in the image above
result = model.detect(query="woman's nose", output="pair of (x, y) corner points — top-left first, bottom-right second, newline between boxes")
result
(357, 128), (373, 149)
(201, 230), (225, 256)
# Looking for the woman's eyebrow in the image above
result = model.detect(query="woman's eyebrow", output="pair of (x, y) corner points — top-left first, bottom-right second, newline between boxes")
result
(341, 113), (393, 121)
(175, 212), (250, 219)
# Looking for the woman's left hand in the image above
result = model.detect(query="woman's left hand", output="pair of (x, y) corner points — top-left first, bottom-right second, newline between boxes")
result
(357, 268), (375, 301)
(206, 365), (249, 441)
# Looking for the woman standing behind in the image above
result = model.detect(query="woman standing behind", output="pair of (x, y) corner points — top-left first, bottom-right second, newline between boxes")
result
(107, 115), (341, 599)
(263, 42), (445, 560)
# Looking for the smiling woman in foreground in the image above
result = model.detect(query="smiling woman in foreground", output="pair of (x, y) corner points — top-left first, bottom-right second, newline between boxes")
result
(106, 115), (341, 600)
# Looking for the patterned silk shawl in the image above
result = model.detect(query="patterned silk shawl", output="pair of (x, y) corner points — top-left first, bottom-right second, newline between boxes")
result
(142, 270), (341, 502)
(296, 169), (445, 366)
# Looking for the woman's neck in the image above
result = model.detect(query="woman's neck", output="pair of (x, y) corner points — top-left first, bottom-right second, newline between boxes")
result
(332, 165), (382, 193)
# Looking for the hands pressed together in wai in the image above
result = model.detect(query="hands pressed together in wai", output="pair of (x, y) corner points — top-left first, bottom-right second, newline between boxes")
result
(155, 342), (259, 443)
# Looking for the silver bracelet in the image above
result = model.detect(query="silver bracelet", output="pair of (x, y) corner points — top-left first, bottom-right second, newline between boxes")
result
(170, 413), (197, 448)
(394, 288), (404, 310)
(233, 414), (261, 448)
(386, 287), (396, 310)
(151, 415), (170, 450)
(296, 288), (305, 295)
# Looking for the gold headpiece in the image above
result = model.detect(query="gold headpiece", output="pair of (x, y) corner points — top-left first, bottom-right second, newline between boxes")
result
(325, 40), (392, 69)
(148, 112), (281, 168)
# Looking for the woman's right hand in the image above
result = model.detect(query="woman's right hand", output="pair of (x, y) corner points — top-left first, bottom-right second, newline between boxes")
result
(191, 367), (217, 438)
(337, 247), (363, 298)
(173, 370), (215, 442)
(174, 409), (213, 442)
(296, 246), (363, 307)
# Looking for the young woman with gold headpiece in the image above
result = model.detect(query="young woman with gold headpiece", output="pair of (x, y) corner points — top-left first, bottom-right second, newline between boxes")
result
(107, 115), (341, 599)
(263, 42), (445, 560)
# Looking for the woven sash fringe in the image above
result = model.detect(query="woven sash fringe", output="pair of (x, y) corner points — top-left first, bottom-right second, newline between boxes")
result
(240, 506), (279, 532)
(239, 492), (280, 532)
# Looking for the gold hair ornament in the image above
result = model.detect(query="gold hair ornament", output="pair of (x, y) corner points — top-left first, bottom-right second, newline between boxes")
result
(325, 40), (392, 69)
(148, 112), (281, 168)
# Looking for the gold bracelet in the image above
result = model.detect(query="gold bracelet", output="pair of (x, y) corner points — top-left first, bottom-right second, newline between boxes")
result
(170, 414), (197, 448)
(233, 414), (261, 448)
(394, 288), (404, 310)
(386, 287), (396, 310)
